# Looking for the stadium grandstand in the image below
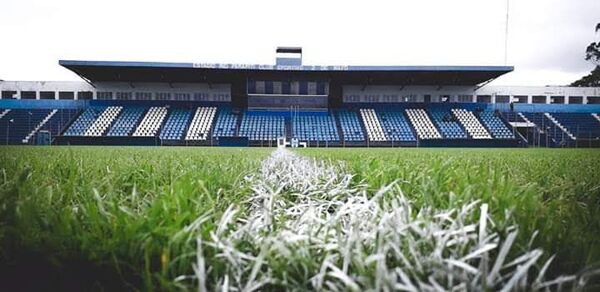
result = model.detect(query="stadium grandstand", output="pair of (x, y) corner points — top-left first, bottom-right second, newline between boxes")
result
(1, 47), (599, 147)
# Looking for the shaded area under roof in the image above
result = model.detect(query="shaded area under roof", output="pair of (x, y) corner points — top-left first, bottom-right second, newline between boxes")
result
(59, 60), (513, 86)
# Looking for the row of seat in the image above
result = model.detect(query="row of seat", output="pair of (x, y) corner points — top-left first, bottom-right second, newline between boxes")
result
(133, 107), (168, 137)
(337, 110), (365, 141)
(292, 114), (339, 141)
(239, 114), (284, 141)
(107, 107), (146, 136)
(186, 107), (217, 141)
(377, 110), (415, 142)
(85, 106), (123, 136)
(406, 109), (442, 139)
(452, 109), (492, 139)
(429, 109), (467, 139)
(63, 107), (107, 136)
(479, 111), (515, 139)
(160, 109), (192, 140)
(360, 108), (387, 141)
(212, 108), (238, 138)
(551, 113), (600, 139)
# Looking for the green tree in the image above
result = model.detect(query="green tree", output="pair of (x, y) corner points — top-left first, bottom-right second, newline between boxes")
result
(571, 23), (600, 87)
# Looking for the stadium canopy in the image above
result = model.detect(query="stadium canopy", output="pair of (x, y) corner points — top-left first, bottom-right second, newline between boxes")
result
(60, 60), (513, 86)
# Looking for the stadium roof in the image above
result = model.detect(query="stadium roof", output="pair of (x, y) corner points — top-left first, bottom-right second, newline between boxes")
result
(59, 60), (513, 86)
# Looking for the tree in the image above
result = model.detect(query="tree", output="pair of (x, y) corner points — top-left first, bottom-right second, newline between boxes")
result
(570, 23), (600, 87)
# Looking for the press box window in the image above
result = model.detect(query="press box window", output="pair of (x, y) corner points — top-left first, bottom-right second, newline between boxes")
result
(78, 91), (93, 100)
(21, 91), (37, 99)
(97, 92), (113, 100)
(569, 96), (583, 104)
(40, 91), (55, 99)
(59, 91), (75, 99)
(1, 91), (17, 99)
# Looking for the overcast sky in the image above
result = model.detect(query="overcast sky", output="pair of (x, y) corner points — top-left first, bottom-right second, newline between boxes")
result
(1, 0), (598, 86)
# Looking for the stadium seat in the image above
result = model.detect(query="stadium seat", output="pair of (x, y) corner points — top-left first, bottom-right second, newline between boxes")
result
(359, 108), (387, 141)
(107, 107), (147, 136)
(292, 113), (339, 142)
(186, 107), (217, 141)
(160, 108), (193, 140)
(239, 112), (284, 141)
(85, 106), (123, 136)
(405, 109), (442, 140)
(478, 111), (515, 139)
(63, 107), (108, 136)
(133, 107), (168, 137)
(337, 110), (365, 142)
(429, 108), (467, 139)
(451, 109), (492, 139)
(212, 107), (238, 138)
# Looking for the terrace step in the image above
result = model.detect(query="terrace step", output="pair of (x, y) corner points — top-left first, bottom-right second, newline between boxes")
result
(544, 113), (576, 140)
(23, 109), (57, 143)
(0, 109), (11, 120)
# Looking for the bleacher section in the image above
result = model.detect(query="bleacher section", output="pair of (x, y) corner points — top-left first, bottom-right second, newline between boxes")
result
(186, 107), (217, 141)
(360, 109), (386, 141)
(1, 101), (597, 147)
(212, 108), (238, 138)
(0, 109), (53, 144)
(239, 112), (284, 141)
(551, 113), (600, 139)
(23, 109), (58, 143)
(337, 110), (365, 141)
(521, 112), (571, 145)
(133, 107), (168, 137)
(406, 109), (442, 139)
(160, 108), (192, 141)
(292, 113), (339, 141)
(63, 107), (107, 136)
(38, 109), (79, 139)
(84, 106), (122, 136)
(478, 111), (515, 139)
(107, 107), (146, 136)
(376, 109), (416, 142)
(452, 109), (492, 139)
(429, 108), (467, 139)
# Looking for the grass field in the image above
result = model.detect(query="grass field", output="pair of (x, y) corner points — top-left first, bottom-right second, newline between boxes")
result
(0, 147), (599, 290)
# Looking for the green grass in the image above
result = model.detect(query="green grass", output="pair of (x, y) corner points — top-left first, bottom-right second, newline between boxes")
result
(299, 148), (600, 278)
(0, 146), (599, 290)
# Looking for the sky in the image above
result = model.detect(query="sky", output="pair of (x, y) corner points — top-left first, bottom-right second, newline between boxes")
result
(0, 0), (598, 86)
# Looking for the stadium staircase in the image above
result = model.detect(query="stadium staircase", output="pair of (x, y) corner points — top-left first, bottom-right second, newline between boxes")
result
(23, 109), (58, 143)
(551, 113), (600, 140)
(451, 109), (492, 139)
(0, 109), (53, 144)
(0, 109), (11, 120)
(593, 113), (600, 123)
(521, 112), (570, 147)
(333, 112), (345, 142)
(405, 109), (442, 139)
(544, 113), (575, 140)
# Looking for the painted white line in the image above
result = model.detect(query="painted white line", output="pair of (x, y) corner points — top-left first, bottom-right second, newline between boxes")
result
(179, 149), (580, 291)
